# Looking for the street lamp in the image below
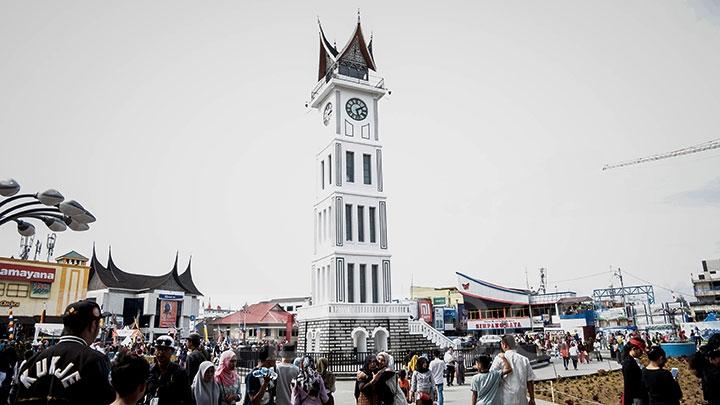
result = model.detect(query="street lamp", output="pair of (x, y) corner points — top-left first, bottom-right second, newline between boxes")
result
(0, 178), (95, 236)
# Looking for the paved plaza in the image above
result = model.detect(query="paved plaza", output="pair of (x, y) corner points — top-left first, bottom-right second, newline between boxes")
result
(331, 352), (620, 404)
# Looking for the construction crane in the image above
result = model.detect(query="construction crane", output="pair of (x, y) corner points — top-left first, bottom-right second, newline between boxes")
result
(602, 138), (720, 171)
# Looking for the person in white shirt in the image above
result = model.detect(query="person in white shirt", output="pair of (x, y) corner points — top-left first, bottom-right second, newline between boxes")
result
(490, 335), (537, 405)
(569, 342), (580, 370)
(443, 348), (456, 386)
(429, 350), (446, 405)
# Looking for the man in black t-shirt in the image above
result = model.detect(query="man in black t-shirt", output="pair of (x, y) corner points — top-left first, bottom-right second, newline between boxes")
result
(185, 333), (205, 383)
(9, 300), (115, 405)
(140, 336), (194, 405)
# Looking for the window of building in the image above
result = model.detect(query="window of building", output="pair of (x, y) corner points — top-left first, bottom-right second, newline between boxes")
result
(292, 328), (299, 337)
(5, 283), (29, 298)
(265, 328), (272, 336)
(347, 264), (355, 303)
(371, 265), (379, 303)
(321, 161), (325, 189)
(357, 206), (365, 242)
(369, 207), (376, 243)
(345, 204), (353, 241)
(363, 154), (372, 184)
(346, 151), (354, 182)
(359, 264), (367, 303)
(0, 283), (5, 296)
(328, 154), (332, 184)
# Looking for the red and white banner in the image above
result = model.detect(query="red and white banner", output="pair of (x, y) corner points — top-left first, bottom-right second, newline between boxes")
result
(159, 300), (178, 328)
(0, 263), (55, 283)
(467, 317), (532, 330)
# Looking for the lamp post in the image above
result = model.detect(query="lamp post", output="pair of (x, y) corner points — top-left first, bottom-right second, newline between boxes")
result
(0, 178), (95, 237)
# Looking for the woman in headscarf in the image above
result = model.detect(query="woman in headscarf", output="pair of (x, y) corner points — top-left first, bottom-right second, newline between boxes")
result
(376, 352), (406, 405)
(291, 356), (328, 405)
(316, 357), (336, 405)
(192, 361), (221, 405)
(355, 355), (379, 405)
(215, 350), (242, 404)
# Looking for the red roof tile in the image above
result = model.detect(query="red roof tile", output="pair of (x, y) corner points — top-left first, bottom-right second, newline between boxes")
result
(211, 302), (291, 326)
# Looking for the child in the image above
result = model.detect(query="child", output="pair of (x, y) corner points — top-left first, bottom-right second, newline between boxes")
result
(470, 354), (512, 405)
(397, 369), (410, 403)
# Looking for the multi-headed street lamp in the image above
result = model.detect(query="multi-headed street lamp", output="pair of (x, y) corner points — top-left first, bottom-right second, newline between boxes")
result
(0, 178), (95, 236)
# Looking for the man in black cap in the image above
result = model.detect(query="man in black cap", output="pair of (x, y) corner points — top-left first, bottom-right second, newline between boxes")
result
(8, 299), (115, 405)
(140, 335), (194, 405)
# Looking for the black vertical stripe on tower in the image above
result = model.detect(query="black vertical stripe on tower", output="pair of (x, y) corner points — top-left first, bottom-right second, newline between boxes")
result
(373, 98), (379, 140)
(382, 260), (391, 302)
(376, 149), (383, 192)
(336, 257), (345, 302)
(379, 201), (388, 249)
(335, 196), (344, 246)
(335, 143), (342, 187)
(335, 90), (341, 135)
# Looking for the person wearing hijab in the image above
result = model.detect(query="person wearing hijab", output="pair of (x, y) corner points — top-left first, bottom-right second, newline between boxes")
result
(291, 356), (328, 405)
(193, 361), (221, 405)
(377, 352), (406, 405)
(215, 350), (242, 404)
(316, 357), (336, 405)
(355, 355), (380, 405)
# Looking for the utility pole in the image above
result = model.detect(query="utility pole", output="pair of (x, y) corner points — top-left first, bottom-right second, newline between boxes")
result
(615, 267), (633, 325)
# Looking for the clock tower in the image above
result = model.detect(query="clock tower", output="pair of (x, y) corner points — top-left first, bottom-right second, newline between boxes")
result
(297, 17), (452, 355)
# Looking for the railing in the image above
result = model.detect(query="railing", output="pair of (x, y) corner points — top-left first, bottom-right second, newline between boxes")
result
(297, 302), (411, 320)
(310, 71), (386, 100)
(408, 319), (457, 349)
(693, 287), (720, 296)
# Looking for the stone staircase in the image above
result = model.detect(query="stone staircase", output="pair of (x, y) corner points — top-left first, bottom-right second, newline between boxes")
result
(408, 319), (457, 349)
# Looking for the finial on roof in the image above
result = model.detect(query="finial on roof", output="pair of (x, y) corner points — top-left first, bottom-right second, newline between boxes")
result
(357, 9), (361, 23)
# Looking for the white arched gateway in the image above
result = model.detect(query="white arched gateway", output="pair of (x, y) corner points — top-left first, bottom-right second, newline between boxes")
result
(372, 326), (389, 352)
(351, 327), (369, 352)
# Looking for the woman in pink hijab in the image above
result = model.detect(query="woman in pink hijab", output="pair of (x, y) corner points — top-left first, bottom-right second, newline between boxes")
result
(215, 350), (242, 404)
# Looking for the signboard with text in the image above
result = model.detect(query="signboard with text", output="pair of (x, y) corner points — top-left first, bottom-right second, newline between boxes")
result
(30, 282), (51, 298)
(0, 263), (55, 283)
(467, 317), (532, 330)
(417, 298), (433, 323)
(433, 307), (445, 330)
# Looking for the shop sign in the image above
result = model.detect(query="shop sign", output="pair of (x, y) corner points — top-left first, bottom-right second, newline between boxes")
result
(417, 298), (433, 323)
(433, 307), (445, 330)
(158, 292), (184, 301)
(30, 282), (52, 298)
(432, 297), (446, 306)
(467, 317), (532, 330)
(0, 300), (21, 308)
(0, 263), (55, 283)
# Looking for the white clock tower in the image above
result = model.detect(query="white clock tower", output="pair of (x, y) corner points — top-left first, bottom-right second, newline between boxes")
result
(297, 17), (451, 355)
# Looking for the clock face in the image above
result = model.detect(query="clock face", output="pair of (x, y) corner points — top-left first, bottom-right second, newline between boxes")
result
(345, 98), (368, 121)
(323, 103), (333, 126)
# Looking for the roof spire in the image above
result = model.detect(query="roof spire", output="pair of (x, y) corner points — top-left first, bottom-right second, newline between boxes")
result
(357, 8), (361, 23)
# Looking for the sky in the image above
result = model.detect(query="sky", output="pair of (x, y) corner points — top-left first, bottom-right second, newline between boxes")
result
(1, 1), (719, 309)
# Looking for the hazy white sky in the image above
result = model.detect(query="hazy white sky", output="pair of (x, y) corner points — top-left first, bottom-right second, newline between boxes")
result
(1, 1), (719, 308)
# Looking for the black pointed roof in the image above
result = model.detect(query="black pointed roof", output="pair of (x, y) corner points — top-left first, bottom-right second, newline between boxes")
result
(88, 248), (203, 296)
(317, 18), (376, 81)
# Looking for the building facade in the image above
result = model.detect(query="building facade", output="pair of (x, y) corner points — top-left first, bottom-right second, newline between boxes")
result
(86, 248), (202, 339)
(0, 251), (91, 326)
(297, 18), (451, 353)
(211, 302), (296, 344)
(690, 258), (720, 320)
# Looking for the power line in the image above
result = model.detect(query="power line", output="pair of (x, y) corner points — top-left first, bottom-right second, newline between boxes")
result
(552, 270), (612, 285)
(622, 269), (695, 298)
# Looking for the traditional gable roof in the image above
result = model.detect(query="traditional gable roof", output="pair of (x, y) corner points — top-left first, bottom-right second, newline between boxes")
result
(211, 302), (291, 326)
(178, 256), (203, 296)
(87, 248), (202, 295)
(317, 18), (376, 81)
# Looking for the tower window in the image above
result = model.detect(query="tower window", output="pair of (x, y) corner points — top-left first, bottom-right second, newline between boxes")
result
(372, 264), (379, 303)
(369, 207), (376, 243)
(359, 264), (367, 303)
(347, 264), (355, 303)
(321, 161), (325, 190)
(345, 204), (353, 241)
(363, 154), (372, 185)
(328, 154), (332, 185)
(357, 206), (365, 242)
(346, 151), (354, 183)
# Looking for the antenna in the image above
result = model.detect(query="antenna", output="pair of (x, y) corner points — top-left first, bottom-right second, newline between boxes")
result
(46, 233), (56, 262)
(539, 268), (546, 294)
(33, 239), (42, 261)
(19, 235), (34, 260)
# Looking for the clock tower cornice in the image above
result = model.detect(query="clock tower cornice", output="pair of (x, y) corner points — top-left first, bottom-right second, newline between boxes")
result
(310, 76), (386, 109)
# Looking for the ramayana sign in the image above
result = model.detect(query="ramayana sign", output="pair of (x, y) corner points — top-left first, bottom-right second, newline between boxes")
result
(467, 317), (532, 330)
(0, 263), (56, 283)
